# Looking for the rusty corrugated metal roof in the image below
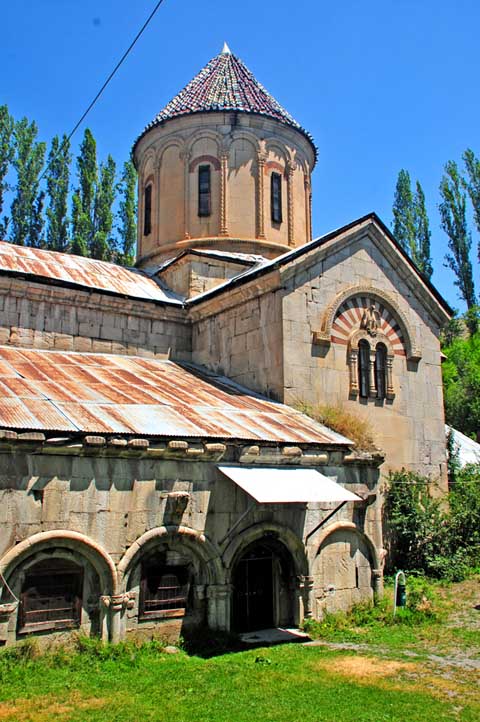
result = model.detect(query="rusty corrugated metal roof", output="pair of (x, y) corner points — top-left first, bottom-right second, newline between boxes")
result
(0, 347), (351, 446)
(0, 241), (182, 304)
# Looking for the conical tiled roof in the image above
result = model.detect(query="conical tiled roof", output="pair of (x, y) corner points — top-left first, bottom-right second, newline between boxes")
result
(134, 46), (315, 152)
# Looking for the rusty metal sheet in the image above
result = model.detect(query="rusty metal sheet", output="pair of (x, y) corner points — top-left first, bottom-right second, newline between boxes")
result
(0, 240), (181, 304)
(0, 347), (352, 445)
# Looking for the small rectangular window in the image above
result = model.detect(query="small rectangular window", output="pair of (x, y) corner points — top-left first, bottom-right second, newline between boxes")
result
(271, 172), (282, 224)
(140, 563), (190, 619)
(18, 560), (83, 633)
(144, 185), (152, 236)
(198, 165), (211, 217)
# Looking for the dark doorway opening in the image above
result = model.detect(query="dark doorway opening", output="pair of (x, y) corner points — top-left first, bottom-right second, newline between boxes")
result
(232, 538), (295, 632)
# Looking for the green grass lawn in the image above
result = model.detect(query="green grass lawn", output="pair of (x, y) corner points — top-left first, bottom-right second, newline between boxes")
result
(0, 577), (478, 722)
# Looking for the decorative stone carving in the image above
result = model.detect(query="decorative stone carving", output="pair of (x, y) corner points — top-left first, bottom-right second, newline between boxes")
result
(360, 305), (381, 336)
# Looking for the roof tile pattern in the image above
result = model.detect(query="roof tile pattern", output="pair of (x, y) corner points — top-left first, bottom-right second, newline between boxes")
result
(140, 49), (309, 139)
(0, 347), (351, 446)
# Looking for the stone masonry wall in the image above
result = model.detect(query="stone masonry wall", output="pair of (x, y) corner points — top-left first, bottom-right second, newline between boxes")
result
(0, 278), (191, 359)
(281, 231), (448, 482)
(0, 443), (382, 645)
(191, 288), (284, 399)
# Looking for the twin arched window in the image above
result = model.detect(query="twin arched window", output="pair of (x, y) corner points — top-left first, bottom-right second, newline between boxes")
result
(357, 340), (388, 400)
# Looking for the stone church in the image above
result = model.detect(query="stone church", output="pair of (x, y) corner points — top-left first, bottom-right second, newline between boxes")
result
(0, 45), (451, 646)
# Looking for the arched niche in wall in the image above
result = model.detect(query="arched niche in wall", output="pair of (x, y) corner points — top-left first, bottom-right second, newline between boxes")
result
(313, 285), (421, 362)
(228, 134), (258, 239)
(188, 132), (221, 238)
(312, 524), (376, 617)
(158, 141), (184, 245)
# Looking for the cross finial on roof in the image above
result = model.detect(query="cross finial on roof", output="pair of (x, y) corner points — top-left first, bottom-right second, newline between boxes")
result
(221, 41), (231, 55)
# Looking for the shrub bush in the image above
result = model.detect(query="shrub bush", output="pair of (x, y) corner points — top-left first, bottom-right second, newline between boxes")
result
(384, 466), (480, 580)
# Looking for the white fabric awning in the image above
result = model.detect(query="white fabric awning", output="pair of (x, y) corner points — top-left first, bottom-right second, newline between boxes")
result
(217, 465), (362, 503)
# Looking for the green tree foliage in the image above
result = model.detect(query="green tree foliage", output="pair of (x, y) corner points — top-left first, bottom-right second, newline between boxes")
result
(392, 171), (433, 277)
(439, 161), (476, 309)
(46, 135), (71, 252)
(117, 160), (137, 266)
(392, 169), (415, 253)
(10, 118), (46, 247)
(413, 181), (433, 278)
(71, 129), (97, 256)
(442, 327), (480, 439)
(0, 105), (14, 239)
(463, 148), (480, 262)
(91, 155), (116, 260)
(384, 467), (480, 581)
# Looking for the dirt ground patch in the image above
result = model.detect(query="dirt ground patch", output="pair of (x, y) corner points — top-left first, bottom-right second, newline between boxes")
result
(313, 652), (479, 706)
(0, 693), (107, 722)
(314, 654), (415, 680)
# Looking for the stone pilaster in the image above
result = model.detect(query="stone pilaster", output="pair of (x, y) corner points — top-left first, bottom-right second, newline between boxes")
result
(287, 161), (295, 246)
(181, 150), (191, 239)
(256, 152), (267, 239)
(219, 152), (229, 237)
(304, 172), (312, 243)
(207, 584), (231, 631)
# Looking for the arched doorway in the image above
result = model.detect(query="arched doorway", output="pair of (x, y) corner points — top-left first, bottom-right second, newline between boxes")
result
(232, 537), (295, 632)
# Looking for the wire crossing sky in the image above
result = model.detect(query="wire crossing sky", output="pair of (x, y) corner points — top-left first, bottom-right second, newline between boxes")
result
(2, 0), (479, 308)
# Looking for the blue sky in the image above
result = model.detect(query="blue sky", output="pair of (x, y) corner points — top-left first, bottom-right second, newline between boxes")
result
(2, 0), (479, 309)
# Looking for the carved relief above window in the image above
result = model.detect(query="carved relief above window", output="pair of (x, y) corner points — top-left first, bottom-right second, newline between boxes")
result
(331, 296), (400, 401)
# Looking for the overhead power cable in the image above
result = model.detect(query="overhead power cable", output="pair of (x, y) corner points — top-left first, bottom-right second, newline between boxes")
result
(39, 0), (167, 181)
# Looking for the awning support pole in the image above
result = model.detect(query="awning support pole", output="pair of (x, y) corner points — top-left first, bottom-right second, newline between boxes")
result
(219, 501), (256, 546)
(304, 501), (347, 544)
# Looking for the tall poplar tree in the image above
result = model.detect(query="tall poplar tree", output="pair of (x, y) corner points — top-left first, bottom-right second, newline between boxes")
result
(46, 135), (71, 252)
(392, 170), (433, 277)
(463, 148), (480, 261)
(439, 161), (476, 309)
(91, 155), (116, 260)
(413, 181), (433, 279)
(10, 118), (46, 247)
(71, 129), (97, 255)
(0, 105), (14, 239)
(118, 160), (137, 266)
(392, 169), (415, 253)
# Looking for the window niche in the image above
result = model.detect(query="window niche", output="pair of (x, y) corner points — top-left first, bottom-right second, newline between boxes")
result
(139, 553), (191, 620)
(349, 336), (394, 401)
(143, 184), (152, 236)
(18, 558), (83, 634)
(271, 172), (282, 224)
(198, 165), (211, 217)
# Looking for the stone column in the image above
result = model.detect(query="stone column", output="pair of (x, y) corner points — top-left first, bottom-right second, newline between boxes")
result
(102, 594), (127, 644)
(256, 152), (267, 240)
(181, 150), (191, 240)
(154, 160), (161, 241)
(304, 173), (312, 243)
(349, 349), (359, 396)
(207, 584), (231, 631)
(301, 575), (315, 620)
(369, 350), (376, 398)
(286, 161), (295, 246)
(386, 355), (394, 398)
(219, 152), (229, 237)
(372, 568), (384, 599)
